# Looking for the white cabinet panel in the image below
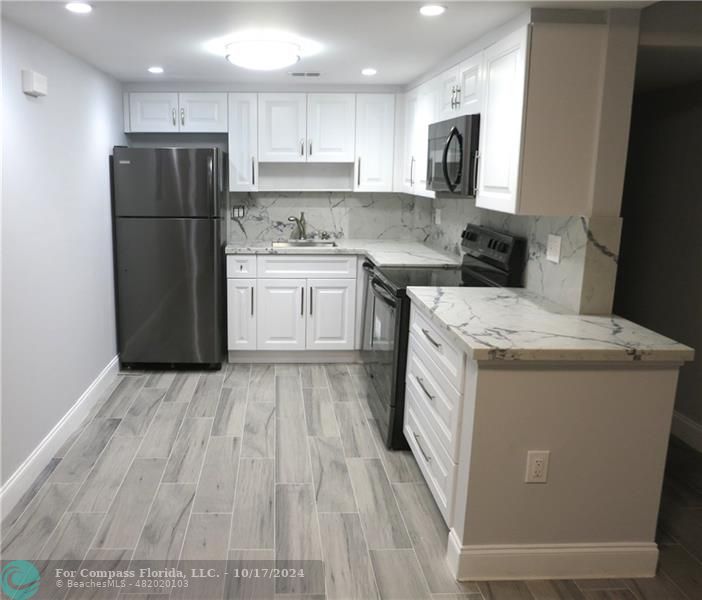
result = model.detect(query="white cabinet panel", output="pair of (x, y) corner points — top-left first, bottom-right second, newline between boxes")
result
(228, 93), (258, 191)
(457, 52), (483, 116)
(257, 255), (357, 279)
(438, 68), (459, 121)
(226, 255), (257, 278)
(412, 81), (438, 197)
(179, 92), (228, 132)
(227, 279), (257, 350)
(256, 279), (306, 350)
(129, 93), (179, 132)
(258, 93), (307, 162)
(476, 26), (529, 214)
(306, 94), (356, 162)
(306, 279), (356, 350)
(401, 92), (419, 193)
(354, 94), (395, 192)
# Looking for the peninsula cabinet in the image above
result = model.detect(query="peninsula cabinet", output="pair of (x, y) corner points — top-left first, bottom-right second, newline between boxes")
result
(226, 255), (357, 353)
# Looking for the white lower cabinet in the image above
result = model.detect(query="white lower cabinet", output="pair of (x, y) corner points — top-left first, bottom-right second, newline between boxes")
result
(227, 279), (256, 350)
(256, 279), (307, 350)
(226, 255), (357, 352)
(306, 279), (356, 350)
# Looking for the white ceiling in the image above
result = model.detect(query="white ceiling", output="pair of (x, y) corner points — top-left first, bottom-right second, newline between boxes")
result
(3, 0), (619, 86)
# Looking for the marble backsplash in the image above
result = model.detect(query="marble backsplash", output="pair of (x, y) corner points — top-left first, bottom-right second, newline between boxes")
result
(227, 192), (432, 242)
(226, 191), (621, 315)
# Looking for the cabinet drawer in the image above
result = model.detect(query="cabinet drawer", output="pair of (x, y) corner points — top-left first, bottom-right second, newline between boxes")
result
(257, 255), (357, 279)
(227, 255), (257, 278)
(406, 335), (461, 461)
(409, 305), (465, 391)
(404, 384), (456, 525)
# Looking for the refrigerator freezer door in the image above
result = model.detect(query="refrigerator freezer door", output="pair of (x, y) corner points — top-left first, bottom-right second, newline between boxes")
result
(115, 217), (222, 365)
(113, 147), (218, 217)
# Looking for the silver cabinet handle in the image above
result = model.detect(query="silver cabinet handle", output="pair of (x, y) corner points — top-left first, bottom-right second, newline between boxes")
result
(309, 287), (313, 315)
(300, 287), (304, 316)
(472, 151), (480, 196)
(410, 157), (415, 186)
(300, 140), (305, 156)
(414, 433), (432, 463)
(251, 287), (254, 316)
(251, 157), (255, 185)
(172, 108), (176, 126)
(309, 140), (312, 156)
(416, 376), (435, 401)
(357, 157), (361, 186)
(180, 108), (185, 126)
(450, 85), (456, 109)
(421, 328), (442, 349)
(454, 86), (461, 108)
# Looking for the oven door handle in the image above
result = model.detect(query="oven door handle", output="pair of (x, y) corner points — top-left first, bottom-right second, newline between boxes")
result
(371, 278), (397, 309)
(442, 126), (464, 193)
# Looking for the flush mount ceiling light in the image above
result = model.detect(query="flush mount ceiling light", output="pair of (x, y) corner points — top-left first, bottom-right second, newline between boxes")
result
(226, 40), (300, 71)
(420, 4), (446, 17)
(205, 30), (322, 71)
(65, 2), (92, 14)
(361, 67), (377, 76)
(148, 66), (164, 74)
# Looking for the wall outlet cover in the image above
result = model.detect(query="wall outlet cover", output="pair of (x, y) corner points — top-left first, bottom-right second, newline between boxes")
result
(434, 208), (442, 225)
(525, 450), (550, 483)
(546, 234), (561, 264)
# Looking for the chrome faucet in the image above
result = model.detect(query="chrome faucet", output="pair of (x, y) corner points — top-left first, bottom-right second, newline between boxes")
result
(288, 212), (307, 240)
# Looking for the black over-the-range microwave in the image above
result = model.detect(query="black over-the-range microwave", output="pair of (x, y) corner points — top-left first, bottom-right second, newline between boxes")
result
(426, 114), (480, 197)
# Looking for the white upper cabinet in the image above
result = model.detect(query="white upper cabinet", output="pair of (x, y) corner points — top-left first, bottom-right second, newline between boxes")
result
(307, 94), (356, 162)
(129, 93), (179, 132)
(401, 91), (419, 194)
(354, 94), (395, 192)
(476, 26), (529, 215)
(258, 93), (307, 162)
(456, 52), (483, 116)
(306, 279), (356, 350)
(128, 92), (226, 133)
(228, 93), (258, 192)
(399, 84), (436, 198)
(179, 92), (228, 132)
(437, 69), (460, 121)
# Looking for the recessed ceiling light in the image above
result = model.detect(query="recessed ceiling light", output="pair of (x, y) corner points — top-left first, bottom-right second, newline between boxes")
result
(148, 66), (164, 74)
(226, 40), (301, 71)
(361, 68), (377, 77)
(420, 4), (446, 17)
(65, 2), (92, 14)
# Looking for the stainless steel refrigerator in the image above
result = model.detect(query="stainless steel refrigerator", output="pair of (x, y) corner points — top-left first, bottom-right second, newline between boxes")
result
(112, 147), (226, 368)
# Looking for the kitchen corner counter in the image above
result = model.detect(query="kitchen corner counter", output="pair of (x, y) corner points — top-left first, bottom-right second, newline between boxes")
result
(407, 286), (694, 363)
(224, 239), (461, 268)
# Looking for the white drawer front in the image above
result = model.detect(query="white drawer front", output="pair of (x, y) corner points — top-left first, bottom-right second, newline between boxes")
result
(404, 385), (456, 525)
(257, 255), (357, 279)
(227, 255), (257, 278)
(410, 305), (465, 391)
(406, 335), (461, 461)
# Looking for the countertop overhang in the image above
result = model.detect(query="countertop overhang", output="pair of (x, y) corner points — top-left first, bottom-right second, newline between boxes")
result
(407, 286), (695, 363)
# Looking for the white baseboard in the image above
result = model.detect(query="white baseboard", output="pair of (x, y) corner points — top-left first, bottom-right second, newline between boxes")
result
(446, 529), (658, 581)
(0, 356), (119, 521)
(671, 411), (702, 453)
(228, 350), (362, 364)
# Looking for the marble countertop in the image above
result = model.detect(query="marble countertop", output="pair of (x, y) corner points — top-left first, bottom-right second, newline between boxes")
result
(224, 239), (461, 267)
(407, 286), (694, 363)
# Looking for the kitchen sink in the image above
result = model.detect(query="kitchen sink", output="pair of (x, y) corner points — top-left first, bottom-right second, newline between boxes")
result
(271, 240), (338, 248)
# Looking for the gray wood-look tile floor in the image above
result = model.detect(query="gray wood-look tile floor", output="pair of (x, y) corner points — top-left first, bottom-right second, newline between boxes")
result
(2, 364), (701, 599)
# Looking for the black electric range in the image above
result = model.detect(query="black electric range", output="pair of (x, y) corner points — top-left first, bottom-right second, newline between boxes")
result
(361, 224), (526, 449)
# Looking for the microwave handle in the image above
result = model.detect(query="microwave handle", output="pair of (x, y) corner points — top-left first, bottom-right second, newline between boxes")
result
(442, 126), (464, 193)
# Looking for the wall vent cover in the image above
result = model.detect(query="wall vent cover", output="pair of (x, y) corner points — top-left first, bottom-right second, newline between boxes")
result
(290, 72), (321, 77)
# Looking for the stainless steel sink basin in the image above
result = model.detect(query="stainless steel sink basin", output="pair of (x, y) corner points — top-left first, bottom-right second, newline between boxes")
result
(271, 240), (337, 248)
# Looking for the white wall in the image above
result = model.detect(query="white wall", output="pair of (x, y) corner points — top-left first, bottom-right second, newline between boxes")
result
(1, 19), (126, 484)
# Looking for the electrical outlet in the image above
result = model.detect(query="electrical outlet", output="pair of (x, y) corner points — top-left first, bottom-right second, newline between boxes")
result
(434, 208), (442, 225)
(525, 450), (550, 483)
(546, 234), (561, 264)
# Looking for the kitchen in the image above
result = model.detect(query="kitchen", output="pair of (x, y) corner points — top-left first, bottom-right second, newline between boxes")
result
(2, 2), (701, 599)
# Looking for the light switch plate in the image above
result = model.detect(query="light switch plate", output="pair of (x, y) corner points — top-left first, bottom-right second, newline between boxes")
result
(434, 208), (442, 225)
(546, 234), (561, 264)
(231, 205), (246, 219)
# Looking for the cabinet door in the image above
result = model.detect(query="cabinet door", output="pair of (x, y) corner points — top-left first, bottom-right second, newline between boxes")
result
(129, 93), (179, 132)
(256, 279), (306, 350)
(228, 93), (258, 191)
(179, 93), (228, 132)
(401, 91), (419, 193)
(413, 81), (438, 198)
(354, 94), (394, 192)
(306, 279), (356, 351)
(456, 52), (483, 116)
(476, 26), (529, 214)
(307, 94), (356, 162)
(227, 279), (256, 350)
(437, 68), (459, 120)
(258, 93), (307, 162)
